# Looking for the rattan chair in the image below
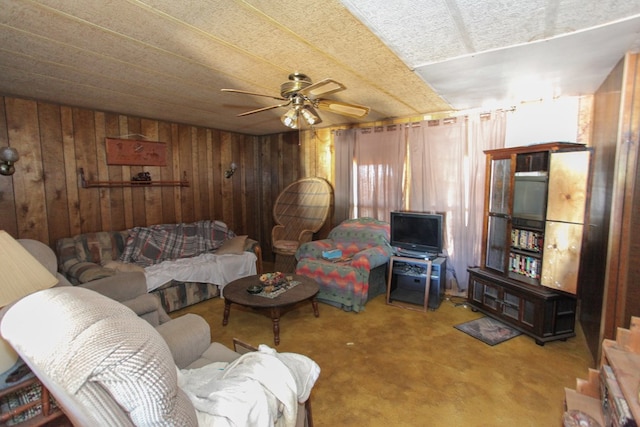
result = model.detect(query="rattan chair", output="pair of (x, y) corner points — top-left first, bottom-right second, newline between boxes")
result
(272, 177), (333, 272)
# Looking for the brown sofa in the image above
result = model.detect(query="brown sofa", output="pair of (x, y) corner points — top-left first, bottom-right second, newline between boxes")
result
(56, 220), (263, 312)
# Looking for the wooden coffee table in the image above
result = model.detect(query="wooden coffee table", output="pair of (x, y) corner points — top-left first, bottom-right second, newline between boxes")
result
(222, 274), (320, 345)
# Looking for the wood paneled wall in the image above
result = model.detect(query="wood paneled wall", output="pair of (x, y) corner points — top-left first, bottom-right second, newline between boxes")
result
(579, 52), (640, 361)
(0, 96), (334, 261)
(598, 53), (640, 341)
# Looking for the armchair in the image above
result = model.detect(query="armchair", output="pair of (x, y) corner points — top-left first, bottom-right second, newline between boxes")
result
(272, 177), (333, 272)
(295, 217), (393, 312)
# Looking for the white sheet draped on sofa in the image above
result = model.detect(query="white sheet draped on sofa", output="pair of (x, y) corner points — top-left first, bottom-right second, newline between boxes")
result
(144, 252), (257, 295)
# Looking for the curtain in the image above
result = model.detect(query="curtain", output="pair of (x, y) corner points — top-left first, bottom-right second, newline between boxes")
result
(334, 112), (506, 296)
(353, 125), (405, 220)
(463, 111), (507, 287)
(406, 113), (506, 293)
(333, 129), (355, 225)
(407, 118), (466, 292)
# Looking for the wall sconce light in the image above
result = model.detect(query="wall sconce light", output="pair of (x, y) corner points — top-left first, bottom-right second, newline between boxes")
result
(0, 147), (19, 176)
(225, 162), (238, 179)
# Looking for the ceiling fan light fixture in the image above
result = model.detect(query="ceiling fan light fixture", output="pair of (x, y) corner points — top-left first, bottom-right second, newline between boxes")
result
(300, 105), (322, 126)
(281, 108), (299, 129)
(224, 72), (370, 127)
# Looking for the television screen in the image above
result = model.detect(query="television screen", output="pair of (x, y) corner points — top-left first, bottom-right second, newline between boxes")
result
(513, 174), (548, 221)
(390, 211), (443, 257)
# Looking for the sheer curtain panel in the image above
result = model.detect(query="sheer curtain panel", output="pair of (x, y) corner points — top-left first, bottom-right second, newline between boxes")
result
(353, 125), (405, 220)
(407, 119), (466, 292)
(333, 129), (356, 225)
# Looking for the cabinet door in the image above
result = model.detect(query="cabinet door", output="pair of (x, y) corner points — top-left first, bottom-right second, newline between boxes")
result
(541, 221), (584, 294)
(470, 276), (501, 316)
(541, 150), (590, 294)
(488, 158), (512, 214)
(486, 216), (509, 272)
(546, 150), (590, 224)
(485, 158), (512, 272)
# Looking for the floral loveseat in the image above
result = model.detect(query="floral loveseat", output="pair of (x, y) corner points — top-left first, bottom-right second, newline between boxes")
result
(56, 220), (262, 312)
(295, 217), (393, 312)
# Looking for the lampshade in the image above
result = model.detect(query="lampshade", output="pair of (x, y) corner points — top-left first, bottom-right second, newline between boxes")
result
(0, 231), (58, 307)
(300, 105), (322, 126)
(281, 108), (300, 129)
(0, 231), (58, 373)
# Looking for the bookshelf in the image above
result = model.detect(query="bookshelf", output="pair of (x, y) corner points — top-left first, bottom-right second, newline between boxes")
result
(508, 227), (543, 283)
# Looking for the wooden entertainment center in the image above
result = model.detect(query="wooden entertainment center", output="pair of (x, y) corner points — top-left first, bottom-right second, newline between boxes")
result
(467, 142), (591, 345)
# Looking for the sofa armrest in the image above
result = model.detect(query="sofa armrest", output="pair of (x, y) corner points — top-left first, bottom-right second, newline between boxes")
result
(123, 294), (171, 326)
(352, 246), (393, 269)
(156, 314), (212, 369)
(81, 272), (172, 327)
(295, 239), (333, 261)
(79, 271), (147, 302)
(246, 238), (263, 274)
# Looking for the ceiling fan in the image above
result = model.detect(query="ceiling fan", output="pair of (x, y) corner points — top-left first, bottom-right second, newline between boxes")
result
(221, 73), (370, 129)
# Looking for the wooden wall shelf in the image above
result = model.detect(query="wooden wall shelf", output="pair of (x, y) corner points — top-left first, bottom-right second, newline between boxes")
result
(79, 168), (189, 188)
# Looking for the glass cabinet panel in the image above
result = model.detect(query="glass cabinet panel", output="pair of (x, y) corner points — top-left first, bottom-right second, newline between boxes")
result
(489, 158), (511, 214)
(502, 291), (521, 320)
(485, 157), (512, 273)
(486, 216), (508, 272)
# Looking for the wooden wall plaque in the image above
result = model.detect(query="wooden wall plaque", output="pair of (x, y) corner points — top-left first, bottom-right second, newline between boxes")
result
(105, 138), (167, 166)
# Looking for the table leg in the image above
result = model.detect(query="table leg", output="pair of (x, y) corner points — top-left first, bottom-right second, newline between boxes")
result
(311, 297), (320, 317)
(270, 307), (281, 345)
(223, 300), (231, 326)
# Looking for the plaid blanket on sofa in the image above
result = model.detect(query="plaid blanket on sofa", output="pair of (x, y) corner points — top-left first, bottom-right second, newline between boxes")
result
(120, 220), (235, 267)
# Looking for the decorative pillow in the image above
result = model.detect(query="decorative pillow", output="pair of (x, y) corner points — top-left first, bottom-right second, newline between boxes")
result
(215, 235), (248, 255)
(76, 233), (118, 263)
(102, 260), (145, 273)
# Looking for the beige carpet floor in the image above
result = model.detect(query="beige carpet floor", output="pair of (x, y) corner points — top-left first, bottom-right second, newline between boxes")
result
(172, 291), (594, 426)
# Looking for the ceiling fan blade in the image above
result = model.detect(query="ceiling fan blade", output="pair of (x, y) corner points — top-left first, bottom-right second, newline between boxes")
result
(221, 88), (287, 101)
(316, 99), (370, 118)
(298, 78), (346, 98)
(237, 101), (291, 117)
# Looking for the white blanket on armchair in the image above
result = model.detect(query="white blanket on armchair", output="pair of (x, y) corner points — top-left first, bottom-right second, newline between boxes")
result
(178, 345), (320, 427)
(144, 252), (257, 292)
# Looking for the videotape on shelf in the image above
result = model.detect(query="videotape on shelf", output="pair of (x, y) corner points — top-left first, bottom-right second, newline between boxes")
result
(600, 365), (637, 427)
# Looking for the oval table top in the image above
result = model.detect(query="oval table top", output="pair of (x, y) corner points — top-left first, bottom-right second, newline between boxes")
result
(223, 274), (319, 308)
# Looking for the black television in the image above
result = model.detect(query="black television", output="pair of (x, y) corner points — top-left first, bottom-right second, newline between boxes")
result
(390, 211), (443, 258)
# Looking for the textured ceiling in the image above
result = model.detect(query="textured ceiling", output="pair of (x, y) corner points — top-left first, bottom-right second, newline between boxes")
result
(0, 1), (639, 135)
(342, 0), (640, 110)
